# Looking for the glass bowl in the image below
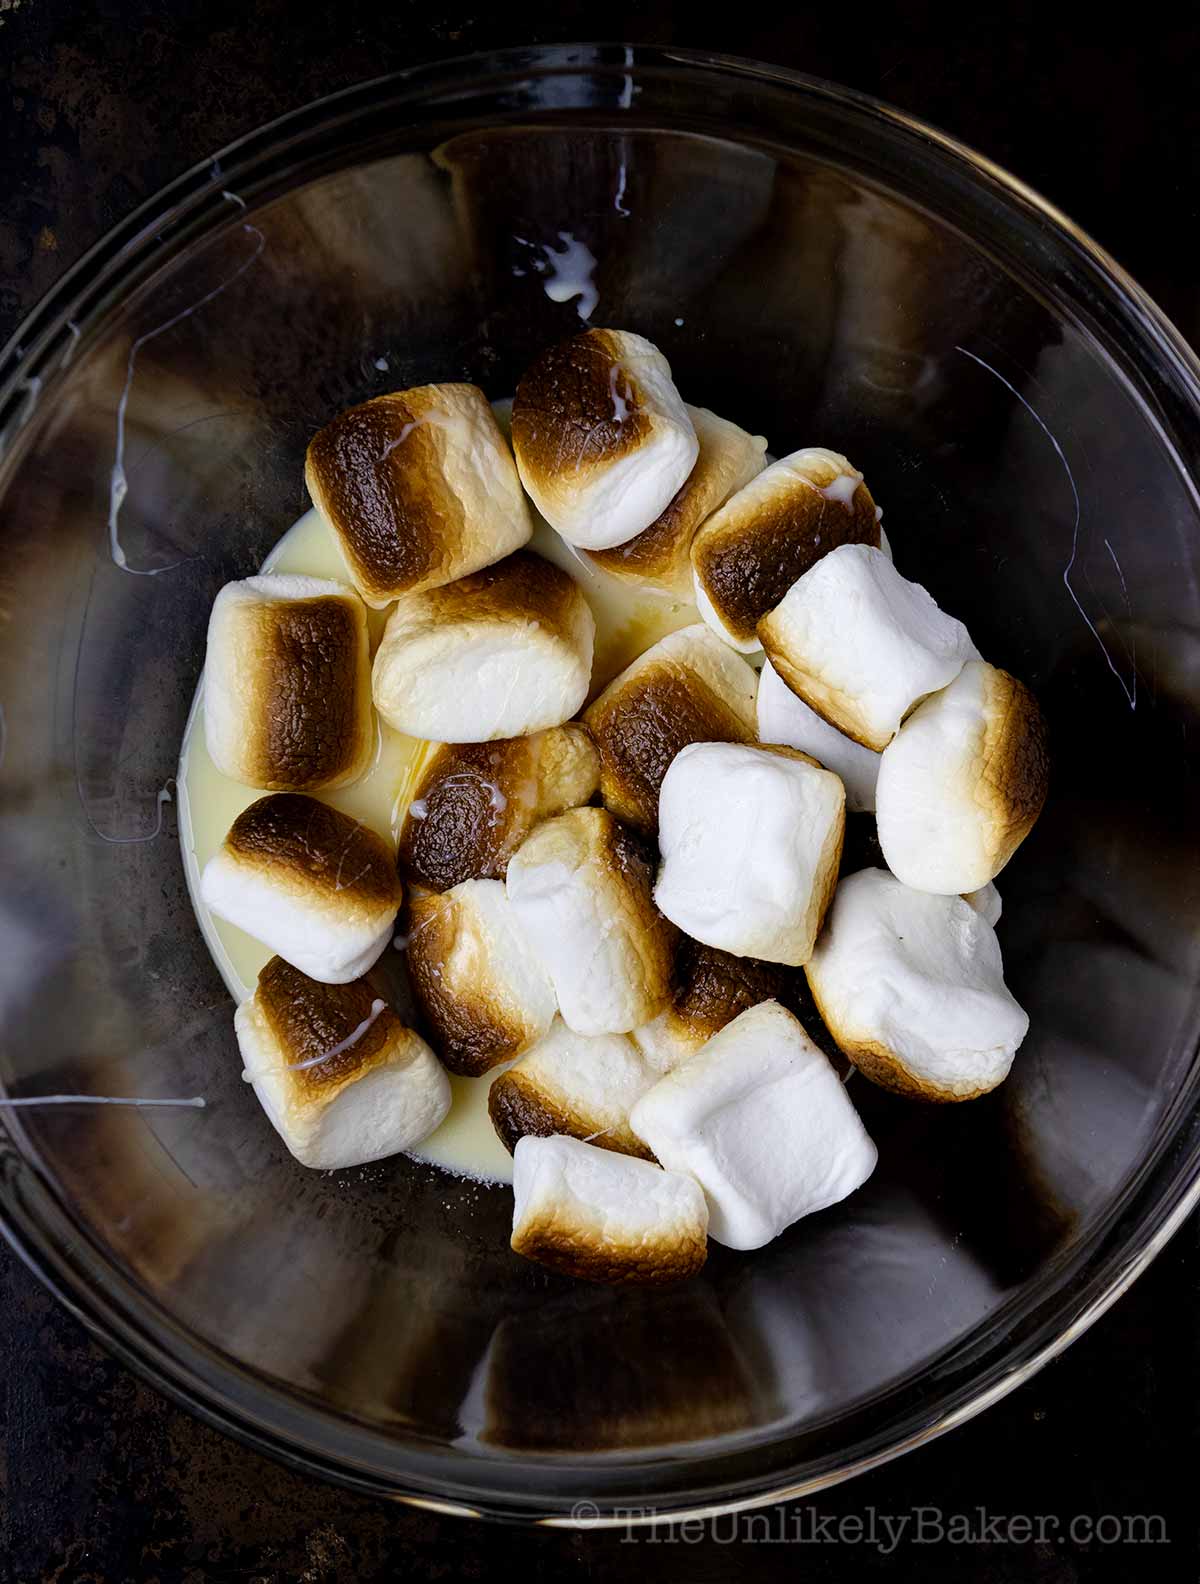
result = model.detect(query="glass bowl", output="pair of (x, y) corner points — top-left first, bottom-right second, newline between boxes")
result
(0, 44), (1197, 1523)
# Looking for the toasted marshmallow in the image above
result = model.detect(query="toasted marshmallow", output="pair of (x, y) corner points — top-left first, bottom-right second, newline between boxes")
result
(397, 725), (599, 892)
(371, 551), (595, 742)
(633, 938), (816, 1075)
(805, 867), (1029, 1100)
(489, 1019), (661, 1158)
(405, 880), (555, 1076)
(963, 881), (1002, 927)
(655, 742), (845, 967)
(629, 1001), (877, 1249)
(510, 1135), (709, 1285)
(201, 794), (402, 984)
(757, 659), (880, 813)
(876, 660), (1049, 894)
(235, 957), (450, 1169)
(511, 329), (698, 550)
(505, 807), (675, 1035)
(305, 382), (531, 606)
(582, 623), (758, 833)
(583, 406), (768, 594)
(690, 448), (880, 651)
(758, 544), (978, 751)
(203, 574), (372, 792)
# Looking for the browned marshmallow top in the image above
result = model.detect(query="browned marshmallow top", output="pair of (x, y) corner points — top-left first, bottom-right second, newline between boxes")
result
(511, 329), (650, 483)
(397, 725), (598, 893)
(488, 1067), (655, 1162)
(665, 939), (805, 1045)
(308, 392), (456, 596)
(693, 456), (880, 646)
(662, 937), (848, 1071)
(255, 956), (400, 1099)
(404, 886), (551, 1077)
(510, 1195), (707, 1288)
(390, 548), (585, 646)
(225, 793), (402, 912)
(241, 594), (370, 790)
(305, 383), (527, 603)
(583, 633), (757, 834)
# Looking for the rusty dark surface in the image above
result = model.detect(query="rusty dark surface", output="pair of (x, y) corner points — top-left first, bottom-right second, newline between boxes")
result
(1, 6), (1199, 1580)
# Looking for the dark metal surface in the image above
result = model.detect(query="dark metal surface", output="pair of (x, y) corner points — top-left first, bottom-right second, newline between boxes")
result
(1, 6), (1198, 1579)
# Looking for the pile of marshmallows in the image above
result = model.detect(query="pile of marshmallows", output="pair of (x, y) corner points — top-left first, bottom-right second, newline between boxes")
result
(198, 328), (1049, 1287)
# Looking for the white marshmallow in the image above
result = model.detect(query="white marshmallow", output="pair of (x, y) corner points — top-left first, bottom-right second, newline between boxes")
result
(305, 381), (532, 606)
(804, 867), (1029, 1100)
(505, 807), (675, 1035)
(235, 958), (450, 1169)
(200, 794), (402, 985)
(690, 447), (882, 651)
(757, 543), (979, 751)
(876, 659), (1050, 893)
(204, 574), (373, 792)
(371, 550), (595, 742)
(757, 659), (880, 812)
(488, 1019), (662, 1158)
(511, 329), (698, 550)
(654, 742), (845, 966)
(405, 880), (556, 1076)
(629, 1001), (877, 1250)
(510, 1134), (709, 1285)
(963, 881), (1003, 927)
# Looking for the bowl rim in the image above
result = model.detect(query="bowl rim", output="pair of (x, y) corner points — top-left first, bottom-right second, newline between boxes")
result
(0, 40), (1198, 1524)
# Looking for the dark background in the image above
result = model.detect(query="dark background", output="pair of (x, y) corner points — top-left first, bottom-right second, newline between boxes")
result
(2, 6), (1198, 1580)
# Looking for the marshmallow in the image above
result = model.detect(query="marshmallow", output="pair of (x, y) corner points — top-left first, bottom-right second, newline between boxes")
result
(203, 574), (373, 792)
(511, 329), (698, 550)
(505, 807), (675, 1035)
(489, 1019), (661, 1158)
(655, 742), (845, 966)
(690, 448), (880, 651)
(757, 659), (880, 813)
(583, 405), (767, 594)
(758, 544), (978, 751)
(582, 623), (758, 834)
(235, 956), (450, 1169)
(804, 867), (1029, 1100)
(875, 660), (1050, 893)
(633, 937), (820, 1075)
(396, 725), (599, 892)
(963, 881), (1002, 928)
(201, 793), (402, 984)
(371, 551), (595, 742)
(510, 1134), (709, 1285)
(305, 382), (532, 606)
(629, 1001), (877, 1250)
(405, 879), (555, 1076)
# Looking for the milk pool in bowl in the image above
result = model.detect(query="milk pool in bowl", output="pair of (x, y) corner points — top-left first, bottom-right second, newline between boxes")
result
(176, 405), (701, 1184)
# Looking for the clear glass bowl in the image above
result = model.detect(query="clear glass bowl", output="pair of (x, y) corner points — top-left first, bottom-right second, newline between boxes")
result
(0, 45), (1198, 1523)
